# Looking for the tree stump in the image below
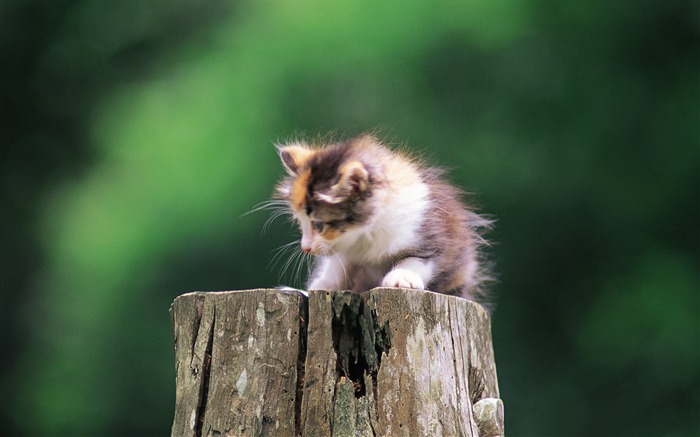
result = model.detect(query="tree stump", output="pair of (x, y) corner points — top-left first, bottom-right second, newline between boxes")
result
(170, 288), (503, 437)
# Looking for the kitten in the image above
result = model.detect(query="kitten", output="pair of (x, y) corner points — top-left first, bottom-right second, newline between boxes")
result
(273, 134), (493, 308)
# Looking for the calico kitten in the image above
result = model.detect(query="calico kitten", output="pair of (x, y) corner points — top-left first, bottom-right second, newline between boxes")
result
(273, 134), (493, 308)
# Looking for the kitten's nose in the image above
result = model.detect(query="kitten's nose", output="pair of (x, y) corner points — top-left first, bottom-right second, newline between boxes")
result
(301, 245), (312, 254)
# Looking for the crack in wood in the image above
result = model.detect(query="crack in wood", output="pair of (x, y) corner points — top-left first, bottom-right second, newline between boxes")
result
(366, 300), (391, 409)
(469, 366), (486, 406)
(294, 295), (309, 437)
(330, 292), (392, 435)
(195, 306), (215, 437)
(446, 301), (467, 437)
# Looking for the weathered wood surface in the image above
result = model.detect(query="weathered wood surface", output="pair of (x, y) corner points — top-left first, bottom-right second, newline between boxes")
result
(171, 288), (502, 437)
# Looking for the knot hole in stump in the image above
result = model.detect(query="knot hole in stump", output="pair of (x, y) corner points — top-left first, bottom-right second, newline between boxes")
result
(331, 293), (391, 399)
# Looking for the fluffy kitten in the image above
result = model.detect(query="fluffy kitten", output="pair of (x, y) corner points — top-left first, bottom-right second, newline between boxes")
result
(273, 134), (493, 308)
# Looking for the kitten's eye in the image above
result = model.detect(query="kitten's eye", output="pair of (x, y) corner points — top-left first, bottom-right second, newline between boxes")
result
(312, 221), (324, 232)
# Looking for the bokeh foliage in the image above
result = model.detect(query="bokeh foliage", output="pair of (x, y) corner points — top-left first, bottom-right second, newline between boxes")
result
(1, 0), (698, 435)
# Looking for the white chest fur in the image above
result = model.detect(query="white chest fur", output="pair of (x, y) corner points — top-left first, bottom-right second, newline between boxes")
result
(343, 162), (429, 264)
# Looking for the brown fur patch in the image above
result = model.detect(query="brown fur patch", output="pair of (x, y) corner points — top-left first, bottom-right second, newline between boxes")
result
(437, 272), (466, 295)
(280, 145), (315, 174)
(322, 227), (342, 240)
(291, 168), (311, 211)
(337, 160), (368, 194)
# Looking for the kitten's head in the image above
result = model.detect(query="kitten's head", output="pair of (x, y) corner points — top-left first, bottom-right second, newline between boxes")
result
(274, 137), (377, 255)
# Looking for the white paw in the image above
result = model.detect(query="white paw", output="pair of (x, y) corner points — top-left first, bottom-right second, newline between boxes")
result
(381, 268), (425, 290)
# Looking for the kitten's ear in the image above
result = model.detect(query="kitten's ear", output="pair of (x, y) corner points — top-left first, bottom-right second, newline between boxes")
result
(277, 143), (313, 175)
(317, 161), (369, 204)
(336, 160), (369, 197)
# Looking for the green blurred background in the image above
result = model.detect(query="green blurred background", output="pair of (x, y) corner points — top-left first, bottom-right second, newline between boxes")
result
(1, 1), (698, 435)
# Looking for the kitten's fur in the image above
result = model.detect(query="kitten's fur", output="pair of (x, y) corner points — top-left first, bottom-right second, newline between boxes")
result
(274, 134), (493, 308)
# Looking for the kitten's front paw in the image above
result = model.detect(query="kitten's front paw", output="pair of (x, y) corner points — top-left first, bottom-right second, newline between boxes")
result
(381, 269), (425, 290)
(276, 286), (309, 297)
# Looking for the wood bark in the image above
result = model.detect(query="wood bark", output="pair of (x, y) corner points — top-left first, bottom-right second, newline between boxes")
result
(171, 288), (503, 437)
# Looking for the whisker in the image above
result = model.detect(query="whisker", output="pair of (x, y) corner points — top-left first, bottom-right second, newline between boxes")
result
(272, 239), (299, 253)
(281, 247), (301, 274)
(280, 248), (302, 283)
(269, 240), (300, 271)
(292, 253), (302, 288)
(241, 199), (289, 217)
(306, 254), (314, 286)
(292, 252), (308, 287)
(262, 209), (292, 235)
(294, 252), (311, 288)
(335, 254), (349, 288)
